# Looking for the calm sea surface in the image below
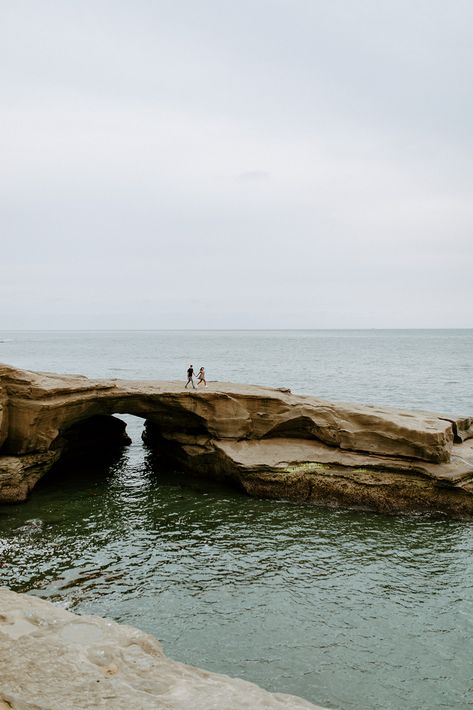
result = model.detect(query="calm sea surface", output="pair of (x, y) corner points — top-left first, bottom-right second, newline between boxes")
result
(1, 330), (472, 709)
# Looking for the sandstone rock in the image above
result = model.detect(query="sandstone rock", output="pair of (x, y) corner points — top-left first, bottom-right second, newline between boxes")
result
(214, 437), (473, 485)
(0, 364), (458, 461)
(0, 363), (472, 514)
(441, 413), (473, 443)
(57, 414), (132, 458)
(0, 384), (8, 450)
(0, 588), (323, 710)
(0, 451), (60, 503)
(142, 429), (473, 516)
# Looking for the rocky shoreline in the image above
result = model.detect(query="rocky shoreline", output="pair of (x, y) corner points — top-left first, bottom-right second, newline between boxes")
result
(1, 363), (472, 515)
(0, 588), (323, 709)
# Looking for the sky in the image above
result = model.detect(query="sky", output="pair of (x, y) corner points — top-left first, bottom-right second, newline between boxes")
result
(1, 0), (472, 329)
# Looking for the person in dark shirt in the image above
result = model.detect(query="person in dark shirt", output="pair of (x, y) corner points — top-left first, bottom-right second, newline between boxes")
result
(185, 365), (196, 389)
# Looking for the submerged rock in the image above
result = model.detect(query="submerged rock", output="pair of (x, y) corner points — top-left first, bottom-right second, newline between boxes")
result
(0, 363), (472, 514)
(0, 588), (324, 710)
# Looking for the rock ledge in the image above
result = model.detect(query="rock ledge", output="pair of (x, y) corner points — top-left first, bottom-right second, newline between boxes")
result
(1, 363), (473, 515)
(0, 588), (323, 710)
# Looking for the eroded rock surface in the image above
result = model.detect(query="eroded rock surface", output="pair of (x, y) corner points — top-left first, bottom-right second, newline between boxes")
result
(0, 383), (8, 449)
(0, 363), (473, 514)
(0, 588), (323, 710)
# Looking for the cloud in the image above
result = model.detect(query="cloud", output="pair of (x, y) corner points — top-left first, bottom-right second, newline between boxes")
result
(0, 0), (472, 328)
(235, 170), (270, 182)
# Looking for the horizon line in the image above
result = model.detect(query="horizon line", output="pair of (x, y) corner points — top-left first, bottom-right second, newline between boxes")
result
(1, 327), (472, 333)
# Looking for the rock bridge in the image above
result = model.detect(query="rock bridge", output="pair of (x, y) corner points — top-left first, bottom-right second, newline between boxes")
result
(1, 363), (473, 515)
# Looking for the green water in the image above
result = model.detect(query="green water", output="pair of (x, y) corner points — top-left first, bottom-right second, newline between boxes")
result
(1, 417), (472, 709)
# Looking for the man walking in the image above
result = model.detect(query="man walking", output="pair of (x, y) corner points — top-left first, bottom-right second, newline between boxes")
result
(185, 364), (196, 389)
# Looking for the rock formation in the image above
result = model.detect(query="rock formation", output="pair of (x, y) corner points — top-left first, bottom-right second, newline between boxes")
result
(0, 363), (473, 514)
(0, 588), (323, 709)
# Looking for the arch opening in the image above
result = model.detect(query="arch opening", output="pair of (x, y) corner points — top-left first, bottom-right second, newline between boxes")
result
(53, 414), (132, 462)
(41, 407), (242, 497)
(46, 412), (197, 488)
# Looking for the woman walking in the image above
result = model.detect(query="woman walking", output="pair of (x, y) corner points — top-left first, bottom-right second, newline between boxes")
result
(196, 367), (207, 387)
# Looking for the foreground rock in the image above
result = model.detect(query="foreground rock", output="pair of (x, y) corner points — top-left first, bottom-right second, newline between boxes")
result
(0, 588), (323, 710)
(0, 363), (472, 515)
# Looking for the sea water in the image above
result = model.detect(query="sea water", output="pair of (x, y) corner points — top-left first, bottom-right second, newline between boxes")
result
(0, 330), (472, 709)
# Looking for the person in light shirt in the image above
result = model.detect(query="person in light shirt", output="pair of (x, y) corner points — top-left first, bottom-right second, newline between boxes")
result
(196, 367), (207, 388)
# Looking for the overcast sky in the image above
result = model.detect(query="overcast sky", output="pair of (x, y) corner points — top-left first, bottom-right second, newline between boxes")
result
(1, 0), (472, 329)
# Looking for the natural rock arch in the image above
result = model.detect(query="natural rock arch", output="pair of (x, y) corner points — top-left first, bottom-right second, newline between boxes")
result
(1, 363), (473, 515)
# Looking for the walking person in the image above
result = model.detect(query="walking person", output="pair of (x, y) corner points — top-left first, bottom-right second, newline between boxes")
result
(185, 364), (196, 389)
(196, 366), (207, 387)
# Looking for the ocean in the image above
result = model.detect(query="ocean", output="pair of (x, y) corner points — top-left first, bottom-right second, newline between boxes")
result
(0, 329), (472, 709)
